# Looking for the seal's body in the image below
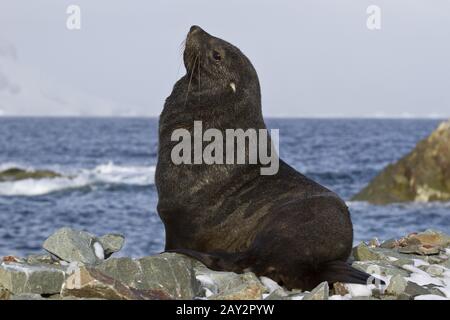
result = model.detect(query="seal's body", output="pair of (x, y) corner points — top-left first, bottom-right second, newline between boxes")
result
(156, 26), (370, 290)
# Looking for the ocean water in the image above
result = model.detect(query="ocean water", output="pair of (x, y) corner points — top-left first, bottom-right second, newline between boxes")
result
(0, 117), (449, 257)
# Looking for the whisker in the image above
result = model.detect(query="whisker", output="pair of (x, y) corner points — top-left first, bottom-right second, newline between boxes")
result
(184, 54), (199, 107)
(197, 55), (201, 101)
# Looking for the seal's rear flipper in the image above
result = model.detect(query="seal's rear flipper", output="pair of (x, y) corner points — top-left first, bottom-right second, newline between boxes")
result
(318, 260), (384, 285)
(165, 248), (244, 273)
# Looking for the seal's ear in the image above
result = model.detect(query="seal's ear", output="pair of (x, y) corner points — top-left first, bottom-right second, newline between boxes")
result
(230, 82), (236, 93)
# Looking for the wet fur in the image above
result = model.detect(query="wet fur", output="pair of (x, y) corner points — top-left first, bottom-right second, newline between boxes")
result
(155, 26), (371, 290)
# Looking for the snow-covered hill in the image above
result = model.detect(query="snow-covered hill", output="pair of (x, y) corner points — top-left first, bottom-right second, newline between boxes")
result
(0, 39), (130, 117)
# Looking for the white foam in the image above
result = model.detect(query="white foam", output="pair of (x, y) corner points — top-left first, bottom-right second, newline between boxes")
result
(0, 162), (156, 196)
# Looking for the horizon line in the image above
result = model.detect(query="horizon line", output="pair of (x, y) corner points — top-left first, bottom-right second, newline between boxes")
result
(0, 115), (448, 120)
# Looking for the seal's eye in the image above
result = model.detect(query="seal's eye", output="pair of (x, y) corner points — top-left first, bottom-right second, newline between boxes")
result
(212, 50), (222, 61)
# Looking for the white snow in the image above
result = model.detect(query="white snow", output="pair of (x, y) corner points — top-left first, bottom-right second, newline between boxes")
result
(437, 287), (450, 298)
(412, 259), (429, 267)
(387, 257), (399, 262)
(196, 275), (216, 287)
(344, 284), (373, 297)
(406, 273), (443, 286)
(66, 262), (82, 274)
(415, 294), (449, 300)
(93, 242), (105, 260)
(403, 264), (444, 286)
(204, 288), (214, 298)
(329, 294), (352, 300)
(259, 276), (282, 293)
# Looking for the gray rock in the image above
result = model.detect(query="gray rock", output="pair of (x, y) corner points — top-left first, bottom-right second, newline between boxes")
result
(404, 281), (432, 297)
(0, 262), (66, 295)
(399, 244), (441, 256)
(385, 274), (408, 296)
(353, 243), (386, 261)
(43, 227), (106, 264)
(380, 295), (399, 300)
(332, 282), (349, 296)
(61, 266), (171, 300)
(416, 229), (450, 247)
(380, 239), (398, 249)
(198, 269), (265, 300)
(98, 234), (125, 258)
(195, 266), (265, 298)
(352, 261), (409, 277)
(0, 284), (11, 300)
(351, 296), (380, 300)
(97, 253), (198, 299)
(428, 254), (449, 266)
(303, 282), (329, 300)
(26, 254), (57, 265)
(396, 292), (413, 300)
(9, 293), (46, 300)
(264, 288), (290, 300)
(425, 265), (445, 276)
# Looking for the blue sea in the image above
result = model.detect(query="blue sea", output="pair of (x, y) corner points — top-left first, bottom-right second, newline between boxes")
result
(1, 118), (449, 257)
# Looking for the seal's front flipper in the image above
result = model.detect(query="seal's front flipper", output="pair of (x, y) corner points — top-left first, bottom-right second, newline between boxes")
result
(165, 248), (244, 273)
(318, 260), (384, 286)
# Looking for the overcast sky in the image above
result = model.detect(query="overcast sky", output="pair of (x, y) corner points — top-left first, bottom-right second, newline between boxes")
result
(0, 0), (449, 117)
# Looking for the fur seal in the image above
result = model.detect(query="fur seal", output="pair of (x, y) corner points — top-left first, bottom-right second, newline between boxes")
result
(155, 26), (371, 290)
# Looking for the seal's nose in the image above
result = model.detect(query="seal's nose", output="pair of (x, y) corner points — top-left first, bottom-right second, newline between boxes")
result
(189, 25), (203, 34)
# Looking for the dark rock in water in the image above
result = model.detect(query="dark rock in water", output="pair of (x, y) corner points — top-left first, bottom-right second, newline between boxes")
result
(0, 167), (61, 182)
(61, 266), (171, 300)
(352, 119), (450, 204)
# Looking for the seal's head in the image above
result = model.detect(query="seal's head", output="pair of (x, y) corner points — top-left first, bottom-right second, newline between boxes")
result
(183, 25), (259, 98)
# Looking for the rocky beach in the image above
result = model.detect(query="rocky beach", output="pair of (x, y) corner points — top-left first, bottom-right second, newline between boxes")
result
(1, 227), (450, 300)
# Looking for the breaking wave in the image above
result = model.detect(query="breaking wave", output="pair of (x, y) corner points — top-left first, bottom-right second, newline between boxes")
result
(0, 162), (155, 197)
